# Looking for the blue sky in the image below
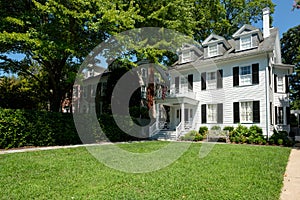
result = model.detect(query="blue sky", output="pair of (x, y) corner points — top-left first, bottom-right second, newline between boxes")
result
(272, 0), (300, 37)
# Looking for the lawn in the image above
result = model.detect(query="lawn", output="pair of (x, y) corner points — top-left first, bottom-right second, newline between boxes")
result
(0, 142), (291, 200)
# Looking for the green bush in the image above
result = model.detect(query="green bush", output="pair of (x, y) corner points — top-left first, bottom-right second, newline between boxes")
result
(181, 130), (203, 141)
(211, 125), (221, 131)
(198, 126), (208, 136)
(0, 109), (82, 149)
(269, 130), (293, 146)
(223, 126), (234, 132)
(229, 124), (266, 144)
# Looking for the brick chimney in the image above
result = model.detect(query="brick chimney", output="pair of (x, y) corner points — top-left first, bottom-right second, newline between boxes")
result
(263, 7), (270, 38)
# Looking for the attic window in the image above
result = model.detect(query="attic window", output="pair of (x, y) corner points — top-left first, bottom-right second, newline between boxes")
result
(208, 44), (218, 57)
(182, 51), (192, 63)
(240, 36), (252, 50)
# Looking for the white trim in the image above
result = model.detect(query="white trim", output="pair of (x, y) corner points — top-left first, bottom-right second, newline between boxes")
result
(240, 35), (252, 50)
(208, 44), (218, 57)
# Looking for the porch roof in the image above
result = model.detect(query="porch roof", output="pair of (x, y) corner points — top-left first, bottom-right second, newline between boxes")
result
(155, 96), (199, 106)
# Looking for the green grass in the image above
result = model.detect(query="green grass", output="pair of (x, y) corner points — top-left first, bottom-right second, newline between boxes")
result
(0, 142), (291, 200)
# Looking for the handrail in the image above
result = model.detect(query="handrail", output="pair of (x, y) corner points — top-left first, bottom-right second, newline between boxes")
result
(149, 122), (158, 138)
(175, 122), (182, 139)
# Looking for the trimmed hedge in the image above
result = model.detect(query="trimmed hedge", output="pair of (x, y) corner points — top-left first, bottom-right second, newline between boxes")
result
(0, 109), (81, 149)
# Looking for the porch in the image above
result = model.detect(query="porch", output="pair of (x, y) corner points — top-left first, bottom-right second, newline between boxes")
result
(149, 91), (199, 140)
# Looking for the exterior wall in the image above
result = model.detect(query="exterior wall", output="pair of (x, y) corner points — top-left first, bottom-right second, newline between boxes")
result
(168, 55), (271, 136)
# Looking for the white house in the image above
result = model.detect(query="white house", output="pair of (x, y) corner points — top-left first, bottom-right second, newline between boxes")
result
(150, 8), (294, 140)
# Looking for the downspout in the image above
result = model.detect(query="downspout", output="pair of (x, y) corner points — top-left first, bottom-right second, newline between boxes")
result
(265, 54), (270, 140)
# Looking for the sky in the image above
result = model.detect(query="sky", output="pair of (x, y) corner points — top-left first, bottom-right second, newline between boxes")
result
(272, 0), (300, 37)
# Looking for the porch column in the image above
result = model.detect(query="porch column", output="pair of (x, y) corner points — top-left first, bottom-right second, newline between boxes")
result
(156, 103), (160, 130)
(181, 103), (185, 131)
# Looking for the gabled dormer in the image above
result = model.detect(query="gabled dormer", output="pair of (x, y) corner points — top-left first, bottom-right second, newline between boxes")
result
(178, 43), (202, 64)
(232, 24), (263, 51)
(202, 33), (231, 58)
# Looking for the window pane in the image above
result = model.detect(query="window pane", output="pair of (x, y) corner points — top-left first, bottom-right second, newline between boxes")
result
(241, 36), (251, 49)
(209, 45), (218, 57)
(207, 104), (217, 123)
(240, 102), (253, 123)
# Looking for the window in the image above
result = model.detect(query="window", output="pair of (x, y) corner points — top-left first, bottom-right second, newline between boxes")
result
(175, 76), (179, 93)
(141, 85), (146, 99)
(91, 84), (97, 97)
(208, 44), (218, 57)
(233, 101), (260, 123)
(240, 102), (253, 123)
(240, 66), (252, 86)
(277, 76), (284, 92)
(83, 86), (88, 98)
(207, 104), (217, 123)
(207, 72), (216, 89)
(278, 107), (284, 124)
(240, 36), (252, 50)
(201, 103), (223, 124)
(73, 86), (78, 98)
(182, 51), (191, 63)
(141, 68), (147, 78)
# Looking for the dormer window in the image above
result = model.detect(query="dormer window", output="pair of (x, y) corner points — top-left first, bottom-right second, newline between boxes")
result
(182, 51), (192, 63)
(240, 36), (252, 50)
(208, 44), (218, 57)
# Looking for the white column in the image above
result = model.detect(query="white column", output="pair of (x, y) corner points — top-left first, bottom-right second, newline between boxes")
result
(181, 103), (185, 131)
(156, 103), (160, 129)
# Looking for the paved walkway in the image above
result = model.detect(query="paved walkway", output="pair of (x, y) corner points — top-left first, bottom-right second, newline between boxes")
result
(280, 147), (300, 200)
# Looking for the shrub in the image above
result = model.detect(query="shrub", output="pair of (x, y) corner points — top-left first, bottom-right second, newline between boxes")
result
(269, 129), (293, 146)
(211, 125), (221, 131)
(223, 126), (234, 132)
(181, 130), (203, 141)
(199, 126), (208, 136)
(0, 109), (82, 149)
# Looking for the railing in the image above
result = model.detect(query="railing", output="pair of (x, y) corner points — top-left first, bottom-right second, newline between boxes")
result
(175, 122), (182, 139)
(156, 88), (196, 100)
(149, 122), (158, 138)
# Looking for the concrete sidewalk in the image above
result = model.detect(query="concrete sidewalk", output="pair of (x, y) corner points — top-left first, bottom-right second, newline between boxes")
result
(280, 147), (300, 200)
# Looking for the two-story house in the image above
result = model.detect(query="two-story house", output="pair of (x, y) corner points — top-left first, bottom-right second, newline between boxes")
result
(150, 8), (294, 140)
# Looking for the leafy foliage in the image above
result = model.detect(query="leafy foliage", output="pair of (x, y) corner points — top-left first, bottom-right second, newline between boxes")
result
(198, 126), (208, 136)
(281, 24), (300, 109)
(0, 108), (81, 149)
(229, 124), (266, 144)
(181, 130), (203, 141)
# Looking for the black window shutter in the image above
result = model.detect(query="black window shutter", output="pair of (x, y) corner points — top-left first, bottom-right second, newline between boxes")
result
(275, 106), (278, 125)
(201, 72), (206, 90)
(233, 67), (239, 86)
(217, 69), (223, 88)
(233, 102), (240, 123)
(274, 74), (277, 93)
(252, 63), (259, 84)
(286, 107), (290, 125)
(188, 74), (193, 91)
(217, 103), (223, 123)
(268, 66), (271, 85)
(285, 75), (289, 93)
(201, 104), (207, 124)
(253, 101), (260, 123)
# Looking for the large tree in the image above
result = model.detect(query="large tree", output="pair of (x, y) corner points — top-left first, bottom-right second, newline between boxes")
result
(0, 0), (275, 111)
(281, 25), (300, 109)
(0, 0), (141, 111)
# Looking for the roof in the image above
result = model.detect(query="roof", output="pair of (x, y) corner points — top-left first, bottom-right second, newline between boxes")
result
(171, 27), (279, 70)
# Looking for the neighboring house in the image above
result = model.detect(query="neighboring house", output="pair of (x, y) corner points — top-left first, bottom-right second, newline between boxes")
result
(72, 66), (106, 113)
(150, 8), (294, 140)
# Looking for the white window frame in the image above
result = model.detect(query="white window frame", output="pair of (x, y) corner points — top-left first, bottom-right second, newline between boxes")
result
(277, 76), (284, 93)
(240, 36), (252, 50)
(180, 75), (188, 93)
(141, 68), (147, 78)
(240, 101), (253, 123)
(182, 51), (191, 63)
(83, 86), (88, 98)
(91, 84), (97, 97)
(239, 65), (252, 86)
(208, 44), (218, 57)
(207, 71), (217, 90)
(207, 104), (217, 123)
